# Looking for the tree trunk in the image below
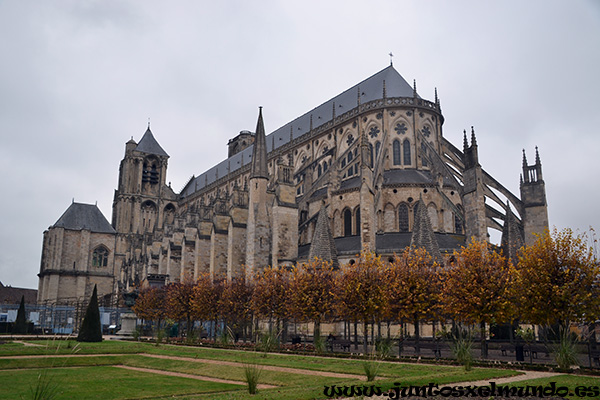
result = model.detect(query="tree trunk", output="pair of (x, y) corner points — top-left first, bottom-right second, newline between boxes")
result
(480, 321), (488, 359)
(414, 315), (420, 355)
(363, 321), (369, 355)
(354, 321), (359, 350)
(314, 320), (321, 344)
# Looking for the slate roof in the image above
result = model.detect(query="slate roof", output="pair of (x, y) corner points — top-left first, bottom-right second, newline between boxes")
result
(135, 128), (169, 157)
(410, 199), (442, 261)
(0, 282), (37, 304)
(299, 232), (465, 260)
(308, 205), (339, 268)
(52, 203), (116, 234)
(181, 65), (418, 198)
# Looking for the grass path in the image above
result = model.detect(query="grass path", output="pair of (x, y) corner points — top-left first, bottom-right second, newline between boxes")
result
(142, 353), (369, 380)
(114, 365), (277, 389)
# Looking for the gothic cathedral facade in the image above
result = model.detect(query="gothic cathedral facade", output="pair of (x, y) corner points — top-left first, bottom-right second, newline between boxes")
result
(37, 65), (549, 305)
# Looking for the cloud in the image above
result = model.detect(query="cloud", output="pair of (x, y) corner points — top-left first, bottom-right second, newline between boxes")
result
(1, 0), (599, 289)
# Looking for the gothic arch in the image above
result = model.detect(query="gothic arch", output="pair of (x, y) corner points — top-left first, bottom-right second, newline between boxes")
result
(384, 203), (396, 232)
(390, 117), (412, 138)
(163, 203), (176, 227)
(343, 208), (353, 237)
(353, 205), (361, 236)
(333, 209), (341, 237)
(427, 202), (439, 231)
(91, 245), (109, 268)
(398, 203), (410, 232)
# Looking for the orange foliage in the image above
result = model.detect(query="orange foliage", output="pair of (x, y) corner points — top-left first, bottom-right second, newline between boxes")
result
(442, 240), (512, 326)
(512, 228), (600, 327)
(387, 247), (441, 323)
(288, 258), (336, 325)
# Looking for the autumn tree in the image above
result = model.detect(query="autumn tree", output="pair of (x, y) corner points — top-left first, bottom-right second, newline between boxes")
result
(218, 276), (253, 341)
(288, 258), (336, 344)
(132, 286), (167, 335)
(442, 240), (512, 358)
(251, 266), (290, 338)
(165, 281), (196, 337)
(335, 251), (387, 354)
(387, 247), (441, 354)
(512, 228), (600, 334)
(190, 274), (222, 339)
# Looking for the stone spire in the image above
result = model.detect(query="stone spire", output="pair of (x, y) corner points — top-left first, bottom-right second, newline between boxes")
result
(410, 197), (442, 262)
(500, 202), (524, 265)
(308, 204), (339, 268)
(250, 107), (268, 179)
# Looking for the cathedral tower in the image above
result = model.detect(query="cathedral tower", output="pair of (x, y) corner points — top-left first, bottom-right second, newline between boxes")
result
(461, 128), (488, 242)
(520, 147), (549, 245)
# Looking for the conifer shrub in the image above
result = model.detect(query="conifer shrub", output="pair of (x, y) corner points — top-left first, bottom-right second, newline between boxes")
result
(77, 285), (103, 342)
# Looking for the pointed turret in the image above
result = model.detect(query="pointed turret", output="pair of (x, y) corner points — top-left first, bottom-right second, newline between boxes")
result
(413, 79), (417, 97)
(470, 126), (477, 147)
(250, 107), (268, 180)
(308, 204), (339, 268)
(463, 130), (468, 152)
(410, 198), (442, 262)
(135, 127), (169, 157)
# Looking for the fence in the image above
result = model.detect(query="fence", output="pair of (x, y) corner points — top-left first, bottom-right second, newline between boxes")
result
(0, 303), (130, 334)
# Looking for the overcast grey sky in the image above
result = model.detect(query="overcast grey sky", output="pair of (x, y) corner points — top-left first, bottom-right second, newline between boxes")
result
(1, 0), (599, 290)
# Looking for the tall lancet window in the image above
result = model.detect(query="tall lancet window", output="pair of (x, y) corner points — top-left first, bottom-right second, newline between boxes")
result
(403, 139), (411, 165)
(393, 140), (401, 165)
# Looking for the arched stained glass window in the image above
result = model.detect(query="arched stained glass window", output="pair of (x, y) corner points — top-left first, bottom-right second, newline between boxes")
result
(399, 204), (409, 232)
(92, 247), (109, 267)
(403, 139), (411, 165)
(343, 209), (352, 237)
(355, 208), (361, 235)
(455, 214), (463, 234)
(393, 140), (401, 165)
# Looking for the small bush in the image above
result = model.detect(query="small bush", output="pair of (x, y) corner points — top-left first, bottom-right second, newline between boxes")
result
(242, 358), (263, 394)
(313, 335), (326, 354)
(256, 331), (280, 356)
(362, 358), (380, 382)
(375, 338), (393, 358)
(450, 329), (473, 371)
(28, 370), (61, 400)
(553, 328), (578, 370)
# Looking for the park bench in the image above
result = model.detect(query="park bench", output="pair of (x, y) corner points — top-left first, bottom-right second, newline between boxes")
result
(500, 344), (514, 356)
(411, 341), (447, 358)
(524, 344), (550, 358)
(327, 338), (352, 352)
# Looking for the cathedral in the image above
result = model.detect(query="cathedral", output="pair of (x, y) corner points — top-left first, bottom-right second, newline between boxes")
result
(37, 65), (549, 306)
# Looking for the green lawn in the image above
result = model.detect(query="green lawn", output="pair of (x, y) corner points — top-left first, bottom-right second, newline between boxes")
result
(0, 366), (241, 400)
(0, 339), (529, 399)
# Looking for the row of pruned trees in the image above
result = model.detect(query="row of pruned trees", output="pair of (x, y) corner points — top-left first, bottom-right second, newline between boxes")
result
(132, 228), (600, 357)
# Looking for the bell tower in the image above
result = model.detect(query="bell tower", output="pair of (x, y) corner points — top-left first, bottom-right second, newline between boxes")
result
(112, 126), (171, 235)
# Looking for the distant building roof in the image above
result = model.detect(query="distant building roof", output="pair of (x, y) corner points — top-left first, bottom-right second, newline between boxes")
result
(135, 127), (169, 157)
(52, 203), (116, 234)
(182, 65), (418, 198)
(0, 282), (37, 304)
